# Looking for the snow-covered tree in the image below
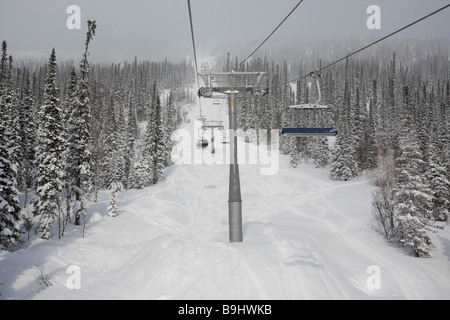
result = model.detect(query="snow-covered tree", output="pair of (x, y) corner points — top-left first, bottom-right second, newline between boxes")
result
(330, 78), (358, 181)
(394, 118), (434, 257)
(124, 94), (137, 189)
(34, 48), (65, 240)
(18, 75), (36, 206)
(62, 67), (79, 228)
(0, 41), (22, 249)
(330, 130), (358, 181)
(426, 129), (450, 222)
(288, 138), (299, 168)
(107, 181), (122, 218)
(361, 84), (378, 170)
(2, 55), (21, 181)
(310, 137), (329, 168)
(102, 95), (124, 188)
(71, 20), (96, 227)
(141, 83), (165, 185)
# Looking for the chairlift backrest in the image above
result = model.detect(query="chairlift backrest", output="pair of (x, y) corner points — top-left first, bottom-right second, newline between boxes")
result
(281, 127), (337, 137)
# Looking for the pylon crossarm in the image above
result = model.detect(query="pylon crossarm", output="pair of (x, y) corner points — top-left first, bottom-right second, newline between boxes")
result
(198, 71), (267, 99)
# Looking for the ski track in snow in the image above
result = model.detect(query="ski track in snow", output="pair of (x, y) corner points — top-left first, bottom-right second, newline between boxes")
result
(1, 96), (450, 300)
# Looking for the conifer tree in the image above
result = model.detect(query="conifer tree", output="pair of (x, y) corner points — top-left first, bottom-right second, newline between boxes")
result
(330, 92), (358, 181)
(152, 92), (166, 183)
(0, 41), (22, 249)
(72, 20), (96, 227)
(107, 181), (121, 218)
(330, 129), (358, 181)
(141, 83), (165, 185)
(394, 117), (434, 257)
(34, 48), (65, 240)
(124, 95), (137, 189)
(311, 137), (329, 168)
(4, 56), (22, 185)
(288, 138), (299, 168)
(63, 67), (79, 231)
(18, 75), (36, 206)
(102, 95), (123, 188)
(363, 87), (377, 169)
(162, 90), (178, 166)
(426, 129), (450, 222)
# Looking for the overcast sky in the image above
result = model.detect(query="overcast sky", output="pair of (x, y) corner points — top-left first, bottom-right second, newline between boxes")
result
(0, 0), (449, 60)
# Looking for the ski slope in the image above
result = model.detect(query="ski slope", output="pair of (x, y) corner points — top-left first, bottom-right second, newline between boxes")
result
(1, 98), (450, 300)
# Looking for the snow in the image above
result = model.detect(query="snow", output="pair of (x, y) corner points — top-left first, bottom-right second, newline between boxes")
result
(1, 98), (450, 300)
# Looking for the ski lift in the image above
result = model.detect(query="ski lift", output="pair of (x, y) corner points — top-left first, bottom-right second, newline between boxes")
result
(282, 71), (337, 138)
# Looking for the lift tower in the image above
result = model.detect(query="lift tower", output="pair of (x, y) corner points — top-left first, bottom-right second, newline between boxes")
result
(198, 71), (267, 242)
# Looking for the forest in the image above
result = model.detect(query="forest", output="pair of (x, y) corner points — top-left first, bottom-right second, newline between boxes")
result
(0, 23), (194, 247)
(0, 26), (449, 258)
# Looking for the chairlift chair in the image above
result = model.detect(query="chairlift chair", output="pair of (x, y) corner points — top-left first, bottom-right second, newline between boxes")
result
(281, 128), (337, 137)
(282, 72), (337, 138)
(197, 139), (209, 148)
(289, 72), (329, 110)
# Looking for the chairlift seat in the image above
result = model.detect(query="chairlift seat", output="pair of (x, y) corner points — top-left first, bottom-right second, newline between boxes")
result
(197, 139), (209, 148)
(282, 128), (337, 137)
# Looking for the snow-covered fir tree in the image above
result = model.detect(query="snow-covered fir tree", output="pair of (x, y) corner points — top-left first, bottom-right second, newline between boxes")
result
(330, 93), (358, 181)
(34, 48), (65, 240)
(124, 94), (137, 189)
(107, 181), (121, 218)
(102, 95), (124, 188)
(330, 129), (358, 181)
(426, 129), (450, 222)
(18, 74), (36, 206)
(311, 137), (329, 168)
(3, 56), (22, 184)
(71, 21), (96, 227)
(0, 41), (22, 249)
(63, 67), (79, 224)
(288, 138), (299, 168)
(141, 83), (165, 185)
(393, 115), (435, 257)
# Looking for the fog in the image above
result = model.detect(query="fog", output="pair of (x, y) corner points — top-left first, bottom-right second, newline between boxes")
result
(0, 0), (449, 61)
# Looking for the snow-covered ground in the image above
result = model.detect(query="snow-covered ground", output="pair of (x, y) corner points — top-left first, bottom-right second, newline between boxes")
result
(1, 97), (449, 300)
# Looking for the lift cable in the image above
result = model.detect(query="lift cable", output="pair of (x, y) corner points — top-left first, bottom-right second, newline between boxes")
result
(187, 0), (203, 117)
(238, 0), (305, 68)
(288, 3), (450, 83)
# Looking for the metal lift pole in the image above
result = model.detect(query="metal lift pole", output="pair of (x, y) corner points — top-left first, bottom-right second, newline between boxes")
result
(198, 71), (266, 243)
(227, 90), (243, 243)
